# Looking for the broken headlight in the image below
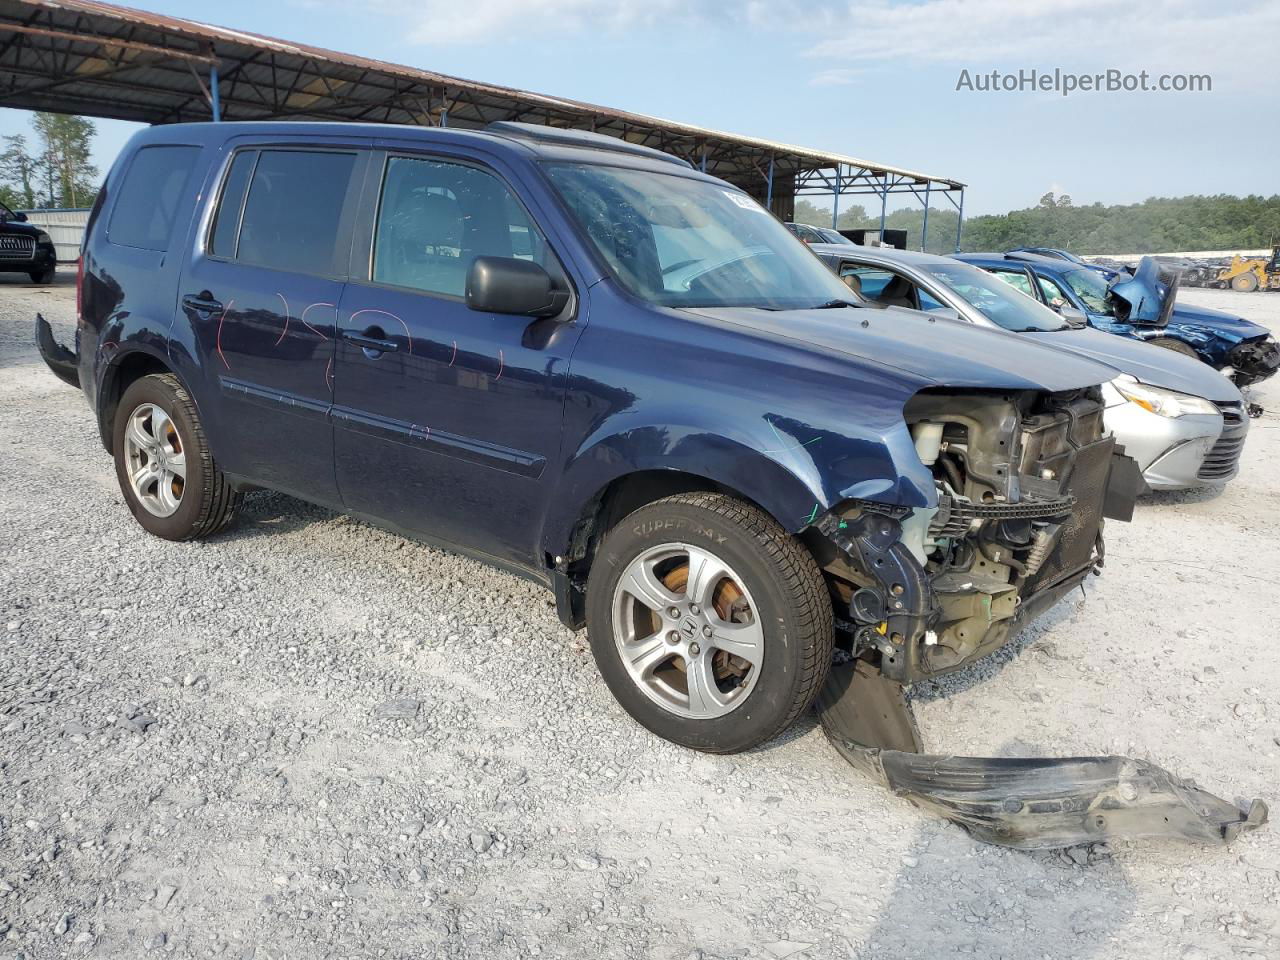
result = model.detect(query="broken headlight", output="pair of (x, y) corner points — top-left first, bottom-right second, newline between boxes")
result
(1103, 375), (1218, 418)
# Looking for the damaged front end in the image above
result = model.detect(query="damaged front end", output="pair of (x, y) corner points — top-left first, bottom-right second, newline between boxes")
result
(813, 387), (1134, 684)
(807, 386), (1267, 848)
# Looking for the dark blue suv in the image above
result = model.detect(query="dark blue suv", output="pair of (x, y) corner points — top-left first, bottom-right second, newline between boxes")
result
(39, 121), (1132, 755)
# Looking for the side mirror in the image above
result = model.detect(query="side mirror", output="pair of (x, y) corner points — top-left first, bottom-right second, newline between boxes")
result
(1058, 305), (1088, 326)
(466, 256), (569, 318)
(927, 306), (962, 322)
(14, 211), (27, 222)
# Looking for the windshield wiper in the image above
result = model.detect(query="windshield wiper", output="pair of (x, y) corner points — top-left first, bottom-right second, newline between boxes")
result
(811, 299), (860, 309)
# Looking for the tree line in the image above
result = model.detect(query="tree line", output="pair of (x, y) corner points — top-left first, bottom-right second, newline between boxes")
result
(795, 191), (1280, 255)
(0, 112), (98, 210)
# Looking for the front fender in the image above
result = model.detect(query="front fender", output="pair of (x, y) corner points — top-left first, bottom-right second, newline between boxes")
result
(543, 402), (935, 557)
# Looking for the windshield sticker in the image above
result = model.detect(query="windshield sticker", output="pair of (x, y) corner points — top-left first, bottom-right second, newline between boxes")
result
(724, 191), (764, 212)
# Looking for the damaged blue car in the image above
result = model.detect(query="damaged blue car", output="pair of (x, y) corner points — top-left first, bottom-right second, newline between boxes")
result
(955, 251), (1280, 387)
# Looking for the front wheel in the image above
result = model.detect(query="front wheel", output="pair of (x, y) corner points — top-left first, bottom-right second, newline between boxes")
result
(113, 373), (241, 540)
(29, 267), (55, 284)
(585, 492), (833, 753)
(1232, 272), (1259, 292)
(1146, 336), (1203, 362)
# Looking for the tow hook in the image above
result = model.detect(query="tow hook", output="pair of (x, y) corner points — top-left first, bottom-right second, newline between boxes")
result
(817, 659), (1268, 849)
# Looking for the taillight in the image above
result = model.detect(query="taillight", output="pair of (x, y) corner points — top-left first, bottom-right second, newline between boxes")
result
(75, 256), (84, 324)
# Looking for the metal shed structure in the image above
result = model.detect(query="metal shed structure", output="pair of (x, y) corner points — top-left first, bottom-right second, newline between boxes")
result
(0, 0), (966, 244)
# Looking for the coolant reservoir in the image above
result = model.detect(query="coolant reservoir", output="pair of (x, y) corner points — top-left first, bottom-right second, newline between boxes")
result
(912, 421), (944, 466)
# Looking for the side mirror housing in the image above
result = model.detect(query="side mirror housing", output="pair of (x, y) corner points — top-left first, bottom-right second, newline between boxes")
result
(466, 256), (569, 318)
(1058, 305), (1088, 327)
(927, 306), (962, 322)
(14, 211), (27, 222)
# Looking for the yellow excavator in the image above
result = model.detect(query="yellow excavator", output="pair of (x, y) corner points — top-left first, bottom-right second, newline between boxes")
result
(1215, 243), (1280, 292)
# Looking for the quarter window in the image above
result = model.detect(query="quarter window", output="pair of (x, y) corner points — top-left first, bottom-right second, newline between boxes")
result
(107, 145), (200, 252)
(216, 150), (357, 276)
(372, 156), (555, 298)
(991, 269), (1035, 298)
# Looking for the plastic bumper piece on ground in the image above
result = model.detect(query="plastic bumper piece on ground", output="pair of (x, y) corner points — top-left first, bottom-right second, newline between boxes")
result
(817, 660), (1268, 849)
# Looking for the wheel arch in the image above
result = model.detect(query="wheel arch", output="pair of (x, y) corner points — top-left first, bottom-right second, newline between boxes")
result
(97, 347), (184, 454)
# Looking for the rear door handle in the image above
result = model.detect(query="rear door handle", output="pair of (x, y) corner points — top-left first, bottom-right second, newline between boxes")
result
(182, 293), (224, 313)
(342, 327), (399, 354)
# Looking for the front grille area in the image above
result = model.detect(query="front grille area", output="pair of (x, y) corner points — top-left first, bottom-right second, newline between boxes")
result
(0, 235), (34, 260)
(1198, 403), (1247, 481)
(1023, 435), (1114, 593)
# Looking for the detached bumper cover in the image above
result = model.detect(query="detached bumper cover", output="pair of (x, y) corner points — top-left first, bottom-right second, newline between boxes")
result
(818, 660), (1268, 849)
(35, 313), (79, 388)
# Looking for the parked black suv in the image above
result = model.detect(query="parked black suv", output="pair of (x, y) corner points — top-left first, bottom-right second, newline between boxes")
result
(0, 202), (57, 283)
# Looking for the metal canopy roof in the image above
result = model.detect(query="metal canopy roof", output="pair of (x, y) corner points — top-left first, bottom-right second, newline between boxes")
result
(0, 0), (965, 210)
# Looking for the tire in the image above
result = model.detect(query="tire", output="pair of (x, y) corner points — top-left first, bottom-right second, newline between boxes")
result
(1146, 337), (1203, 362)
(113, 373), (241, 540)
(29, 267), (55, 284)
(585, 492), (833, 753)
(1231, 272), (1259, 292)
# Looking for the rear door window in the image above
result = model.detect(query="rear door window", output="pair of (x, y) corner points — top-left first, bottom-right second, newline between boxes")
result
(107, 145), (200, 251)
(216, 149), (358, 276)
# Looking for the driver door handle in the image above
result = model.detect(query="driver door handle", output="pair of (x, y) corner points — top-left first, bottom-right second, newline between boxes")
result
(342, 327), (400, 354)
(182, 292), (223, 313)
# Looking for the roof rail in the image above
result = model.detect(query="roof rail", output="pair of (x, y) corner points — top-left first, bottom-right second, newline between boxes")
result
(484, 121), (692, 169)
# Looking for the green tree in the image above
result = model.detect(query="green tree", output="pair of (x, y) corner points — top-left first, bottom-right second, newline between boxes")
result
(31, 112), (97, 207)
(0, 135), (39, 208)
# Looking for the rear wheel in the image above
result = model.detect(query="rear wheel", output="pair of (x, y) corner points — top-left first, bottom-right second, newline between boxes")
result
(1232, 272), (1259, 292)
(1146, 336), (1203, 362)
(29, 267), (55, 284)
(585, 492), (832, 753)
(113, 373), (241, 540)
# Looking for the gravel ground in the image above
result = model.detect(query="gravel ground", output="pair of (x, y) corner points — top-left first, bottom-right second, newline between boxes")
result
(2, 274), (1279, 960)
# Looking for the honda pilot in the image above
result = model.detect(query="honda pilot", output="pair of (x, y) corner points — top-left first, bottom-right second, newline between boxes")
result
(41, 121), (1137, 759)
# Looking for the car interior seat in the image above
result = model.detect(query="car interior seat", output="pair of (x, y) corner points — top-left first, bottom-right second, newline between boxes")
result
(876, 273), (917, 308)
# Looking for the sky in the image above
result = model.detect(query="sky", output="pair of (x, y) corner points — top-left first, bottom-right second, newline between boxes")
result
(2, 0), (1276, 216)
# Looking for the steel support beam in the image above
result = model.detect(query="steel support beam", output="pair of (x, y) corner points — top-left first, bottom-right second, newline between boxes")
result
(921, 181), (931, 252)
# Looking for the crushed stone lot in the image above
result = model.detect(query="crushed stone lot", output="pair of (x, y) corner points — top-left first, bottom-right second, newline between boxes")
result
(2, 274), (1279, 959)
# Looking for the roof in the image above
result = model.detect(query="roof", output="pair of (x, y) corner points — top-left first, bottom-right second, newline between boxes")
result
(808, 242), (949, 266)
(0, 0), (965, 195)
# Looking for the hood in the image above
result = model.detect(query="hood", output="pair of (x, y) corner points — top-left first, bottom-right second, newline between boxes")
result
(0, 218), (42, 238)
(686, 304), (1119, 394)
(1027, 327), (1241, 403)
(1108, 257), (1177, 326)
(1171, 303), (1273, 343)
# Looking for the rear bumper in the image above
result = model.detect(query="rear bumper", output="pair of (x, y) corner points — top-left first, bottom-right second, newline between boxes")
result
(35, 314), (80, 388)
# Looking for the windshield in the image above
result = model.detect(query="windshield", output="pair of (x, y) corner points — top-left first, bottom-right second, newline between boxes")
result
(1063, 268), (1114, 316)
(544, 163), (857, 309)
(920, 261), (1067, 332)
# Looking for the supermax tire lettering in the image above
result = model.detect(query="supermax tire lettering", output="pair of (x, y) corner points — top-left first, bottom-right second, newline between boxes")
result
(631, 519), (728, 544)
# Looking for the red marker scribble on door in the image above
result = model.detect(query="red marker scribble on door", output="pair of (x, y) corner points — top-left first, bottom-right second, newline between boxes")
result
(274, 293), (291, 346)
(215, 300), (235, 371)
(301, 302), (335, 340)
(349, 308), (413, 356)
